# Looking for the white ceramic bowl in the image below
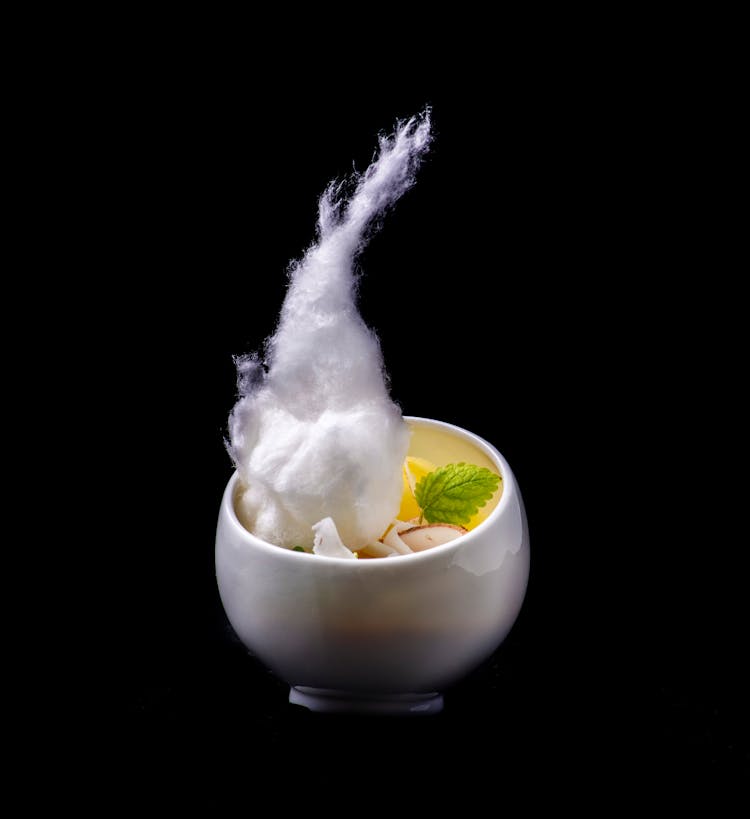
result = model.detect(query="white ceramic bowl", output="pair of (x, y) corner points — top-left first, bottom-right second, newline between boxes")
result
(215, 417), (530, 714)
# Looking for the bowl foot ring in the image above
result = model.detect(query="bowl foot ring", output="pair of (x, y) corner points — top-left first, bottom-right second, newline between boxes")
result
(289, 686), (443, 715)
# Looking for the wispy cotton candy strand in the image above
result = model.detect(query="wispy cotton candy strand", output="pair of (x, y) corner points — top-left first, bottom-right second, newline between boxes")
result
(228, 110), (432, 550)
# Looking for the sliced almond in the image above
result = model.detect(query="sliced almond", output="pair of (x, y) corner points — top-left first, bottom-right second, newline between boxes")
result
(398, 524), (467, 552)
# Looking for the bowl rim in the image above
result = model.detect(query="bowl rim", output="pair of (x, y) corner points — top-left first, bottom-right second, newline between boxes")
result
(221, 416), (516, 567)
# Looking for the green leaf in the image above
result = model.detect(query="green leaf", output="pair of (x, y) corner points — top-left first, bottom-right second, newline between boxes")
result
(292, 546), (306, 552)
(415, 462), (501, 526)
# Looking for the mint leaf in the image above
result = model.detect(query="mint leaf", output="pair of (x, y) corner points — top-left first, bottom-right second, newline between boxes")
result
(415, 462), (501, 525)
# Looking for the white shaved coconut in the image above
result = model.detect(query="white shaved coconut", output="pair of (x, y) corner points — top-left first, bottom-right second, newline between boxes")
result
(382, 520), (416, 555)
(312, 517), (357, 559)
(360, 539), (399, 558)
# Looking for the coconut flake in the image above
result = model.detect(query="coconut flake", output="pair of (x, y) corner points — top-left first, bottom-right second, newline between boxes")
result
(312, 517), (357, 559)
(360, 539), (399, 558)
(382, 519), (415, 555)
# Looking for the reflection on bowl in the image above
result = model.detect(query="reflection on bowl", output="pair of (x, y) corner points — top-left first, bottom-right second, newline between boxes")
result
(215, 417), (530, 715)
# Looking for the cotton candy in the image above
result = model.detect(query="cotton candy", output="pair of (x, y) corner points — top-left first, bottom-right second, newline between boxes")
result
(228, 111), (431, 550)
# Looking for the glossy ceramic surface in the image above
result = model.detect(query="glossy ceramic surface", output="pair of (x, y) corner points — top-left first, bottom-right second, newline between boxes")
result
(215, 417), (530, 713)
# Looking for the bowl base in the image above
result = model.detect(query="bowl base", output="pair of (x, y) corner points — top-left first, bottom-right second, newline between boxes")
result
(289, 686), (443, 715)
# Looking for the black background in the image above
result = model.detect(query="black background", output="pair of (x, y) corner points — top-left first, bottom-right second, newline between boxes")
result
(65, 49), (747, 780)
